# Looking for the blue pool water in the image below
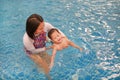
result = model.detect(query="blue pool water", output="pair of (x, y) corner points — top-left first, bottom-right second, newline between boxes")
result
(0, 0), (120, 80)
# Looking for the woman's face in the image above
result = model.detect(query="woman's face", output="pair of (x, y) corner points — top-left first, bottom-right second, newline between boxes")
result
(34, 22), (44, 35)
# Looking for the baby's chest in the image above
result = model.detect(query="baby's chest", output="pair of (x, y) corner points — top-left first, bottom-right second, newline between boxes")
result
(58, 42), (69, 50)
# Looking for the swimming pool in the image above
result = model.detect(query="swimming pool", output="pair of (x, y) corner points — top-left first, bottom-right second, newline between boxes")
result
(0, 0), (120, 80)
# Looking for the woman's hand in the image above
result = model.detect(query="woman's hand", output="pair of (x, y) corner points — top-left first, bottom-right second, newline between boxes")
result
(46, 46), (53, 50)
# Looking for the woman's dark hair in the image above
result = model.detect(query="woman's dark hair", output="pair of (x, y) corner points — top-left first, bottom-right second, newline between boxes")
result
(48, 28), (60, 39)
(26, 14), (44, 39)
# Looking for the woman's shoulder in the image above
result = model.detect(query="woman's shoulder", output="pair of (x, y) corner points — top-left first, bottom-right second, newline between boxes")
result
(23, 32), (28, 41)
(44, 22), (50, 25)
(23, 32), (34, 43)
(44, 22), (54, 32)
(44, 22), (54, 28)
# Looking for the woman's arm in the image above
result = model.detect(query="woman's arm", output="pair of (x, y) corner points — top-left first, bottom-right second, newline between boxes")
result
(30, 47), (46, 54)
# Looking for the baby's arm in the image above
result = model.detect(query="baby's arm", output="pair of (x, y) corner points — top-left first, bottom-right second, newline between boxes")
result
(68, 40), (83, 51)
(49, 47), (57, 69)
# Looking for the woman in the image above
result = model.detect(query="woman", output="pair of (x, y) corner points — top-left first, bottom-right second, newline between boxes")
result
(23, 14), (64, 78)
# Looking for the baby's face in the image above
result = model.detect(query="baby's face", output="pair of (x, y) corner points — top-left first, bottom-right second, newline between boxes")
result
(51, 31), (63, 43)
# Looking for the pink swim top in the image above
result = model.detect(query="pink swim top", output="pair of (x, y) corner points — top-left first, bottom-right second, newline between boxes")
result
(33, 32), (46, 48)
(24, 32), (46, 55)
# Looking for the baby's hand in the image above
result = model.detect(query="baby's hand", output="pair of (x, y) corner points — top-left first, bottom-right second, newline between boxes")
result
(79, 47), (83, 52)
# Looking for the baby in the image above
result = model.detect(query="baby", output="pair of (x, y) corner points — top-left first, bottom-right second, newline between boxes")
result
(47, 28), (83, 68)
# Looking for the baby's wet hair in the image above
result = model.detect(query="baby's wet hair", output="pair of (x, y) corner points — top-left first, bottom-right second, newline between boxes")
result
(48, 28), (60, 39)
